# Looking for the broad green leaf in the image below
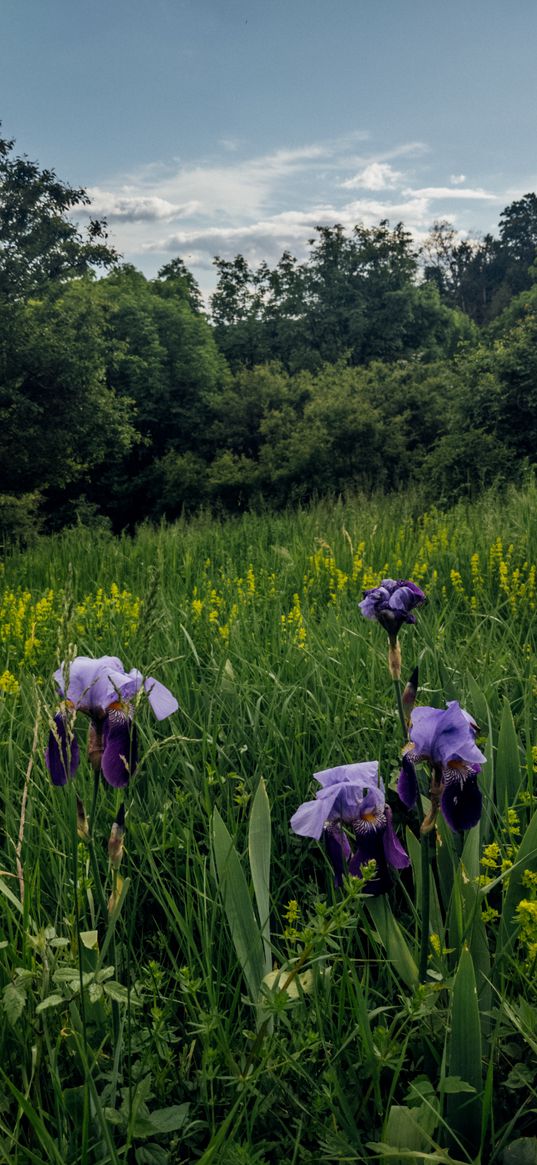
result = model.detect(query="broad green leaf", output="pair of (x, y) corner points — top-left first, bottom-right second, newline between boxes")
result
(501, 1138), (537, 1165)
(135, 1144), (169, 1165)
(383, 1105), (430, 1164)
(212, 807), (265, 1009)
(248, 777), (271, 976)
(461, 825), (481, 881)
(147, 1103), (189, 1134)
(446, 945), (482, 1156)
(80, 930), (99, 950)
(366, 896), (418, 988)
(3, 982), (27, 1025)
(104, 980), (140, 1005)
(495, 698), (521, 810)
(405, 828), (444, 946)
(36, 993), (65, 1014)
(442, 1076), (477, 1094)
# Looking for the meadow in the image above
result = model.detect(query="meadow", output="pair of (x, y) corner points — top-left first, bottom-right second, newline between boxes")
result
(1, 482), (537, 1164)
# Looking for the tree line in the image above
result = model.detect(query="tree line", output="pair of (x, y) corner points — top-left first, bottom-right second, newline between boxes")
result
(1, 128), (537, 539)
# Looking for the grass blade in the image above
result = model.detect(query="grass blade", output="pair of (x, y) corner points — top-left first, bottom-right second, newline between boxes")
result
(248, 777), (272, 976)
(212, 807), (265, 1010)
(445, 945), (482, 1156)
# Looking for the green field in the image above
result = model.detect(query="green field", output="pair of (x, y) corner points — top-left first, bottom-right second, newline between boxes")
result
(2, 482), (537, 1164)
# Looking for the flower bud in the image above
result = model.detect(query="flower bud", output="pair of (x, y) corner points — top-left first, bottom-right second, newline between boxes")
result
(108, 874), (124, 914)
(108, 803), (125, 870)
(387, 639), (402, 680)
(76, 796), (89, 840)
(402, 667), (419, 717)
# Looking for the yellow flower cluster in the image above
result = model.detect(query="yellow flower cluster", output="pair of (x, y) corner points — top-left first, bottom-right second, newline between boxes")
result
(185, 510), (537, 653)
(0, 669), (20, 695)
(517, 870), (537, 965)
(75, 583), (140, 639)
(281, 593), (307, 649)
(0, 581), (141, 690)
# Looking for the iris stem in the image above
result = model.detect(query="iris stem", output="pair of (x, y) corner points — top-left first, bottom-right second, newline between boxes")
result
(418, 832), (432, 983)
(393, 677), (408, 744)
(392, 678), (431, 981)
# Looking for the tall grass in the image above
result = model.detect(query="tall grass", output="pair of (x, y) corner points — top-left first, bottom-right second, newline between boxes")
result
(1, 481), (537, 1163)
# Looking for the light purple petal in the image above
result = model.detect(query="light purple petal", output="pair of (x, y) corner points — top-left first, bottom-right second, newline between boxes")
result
(55, 656), (127, 714)
(356, 786), (385, 822)
(291, 797), (336, 839)
(410, 702), (486, 767)
(143, 676), (179, 720)
(314, 762), (380, 790)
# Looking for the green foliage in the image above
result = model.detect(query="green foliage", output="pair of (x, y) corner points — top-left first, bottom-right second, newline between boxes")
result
(2, 484), (537, 1160)
(0, 127), (117, 300)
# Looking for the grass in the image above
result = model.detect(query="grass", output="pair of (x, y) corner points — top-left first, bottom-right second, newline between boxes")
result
(1, 481), (537, 1163)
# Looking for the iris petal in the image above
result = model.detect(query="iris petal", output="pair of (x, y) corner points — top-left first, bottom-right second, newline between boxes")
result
(45, 712), (80, 786)
(441, 771), (482, 831)
(382, 806), (411, 869)
(143, 676), (180, 720)
(101, 712), (138, 788)
(397, 754), (419, 809)
(324, 824), (352, 888)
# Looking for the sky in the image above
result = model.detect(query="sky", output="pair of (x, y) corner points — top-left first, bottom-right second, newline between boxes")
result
(3, 0), (537, 301)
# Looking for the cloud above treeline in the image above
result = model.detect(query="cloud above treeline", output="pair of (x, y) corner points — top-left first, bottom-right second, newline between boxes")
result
(76, 132), (515, 296)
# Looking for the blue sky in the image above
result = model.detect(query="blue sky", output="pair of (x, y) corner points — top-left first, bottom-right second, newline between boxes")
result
(3, 0), (537, 298)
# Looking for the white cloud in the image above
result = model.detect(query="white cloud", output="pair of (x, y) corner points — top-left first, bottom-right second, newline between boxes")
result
(404, 185), (498, 201)
(82, 189), (200, 222)
(76, 134), (508, 299)
(341, 162), (403, 191)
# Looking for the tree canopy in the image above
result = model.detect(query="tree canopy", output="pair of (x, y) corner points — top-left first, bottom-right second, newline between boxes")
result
(2, 127), (537, 539)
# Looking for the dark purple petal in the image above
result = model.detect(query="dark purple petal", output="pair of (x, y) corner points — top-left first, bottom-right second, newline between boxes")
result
(359, 578), (425, 634)
(397, 754), (419, 809)
(101, 711), (138, 788)
(348, 830), (391, 894)
(382, 806), (411, 869)
(324, 824), (351, 888)
(441, 769), (482, 832)
(45, 712), (80, 786)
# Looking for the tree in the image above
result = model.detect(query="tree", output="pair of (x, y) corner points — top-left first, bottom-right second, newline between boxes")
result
(0, 128), (117, 300)
(0, 279), (135, 498)
(156, 257), (204, 313)
(86, 265), (229, 524)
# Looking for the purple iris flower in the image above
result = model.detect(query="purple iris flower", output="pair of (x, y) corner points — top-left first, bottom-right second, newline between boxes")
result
(291, 762), (410, 893)
(397, 701), (486, 832)
(46, 655), (178, 788)
(359, 578), (426, 638)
